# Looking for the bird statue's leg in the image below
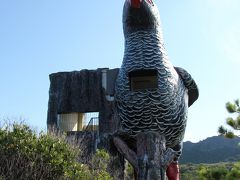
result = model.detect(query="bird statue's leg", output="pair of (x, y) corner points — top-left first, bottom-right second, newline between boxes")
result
(166, 143), (181, 180)
(166, 162), (179, 180)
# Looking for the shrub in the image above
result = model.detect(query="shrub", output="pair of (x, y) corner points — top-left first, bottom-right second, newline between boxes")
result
(226, 162), (240, 180)
(0, 122), (111, 179)
(198, 165), (228, 180)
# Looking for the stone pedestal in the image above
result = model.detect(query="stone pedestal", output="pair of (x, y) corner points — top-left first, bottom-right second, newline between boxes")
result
(113, 131), (176, 180)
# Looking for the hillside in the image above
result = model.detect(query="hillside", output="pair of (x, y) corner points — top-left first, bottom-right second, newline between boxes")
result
(180, 136), (240, 164)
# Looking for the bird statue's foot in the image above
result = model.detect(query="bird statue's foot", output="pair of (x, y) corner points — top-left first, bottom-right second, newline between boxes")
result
(166, 162), (179, 180)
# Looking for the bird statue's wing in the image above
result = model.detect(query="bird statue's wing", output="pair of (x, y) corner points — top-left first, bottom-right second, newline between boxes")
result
(174, 67), (199, 107)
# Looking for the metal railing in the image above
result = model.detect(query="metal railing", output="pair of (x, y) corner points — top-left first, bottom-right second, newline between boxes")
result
(79, 117), (99, 154)
(84, 117), (99, 132)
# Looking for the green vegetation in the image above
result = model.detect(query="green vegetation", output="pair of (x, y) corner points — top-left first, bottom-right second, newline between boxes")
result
(181, 162), (240, 180)
(188, 99), (240, 179)
(0, 122), (112, 179)
(219, 99), (240, 138)
(181, 99), (240, 179)
(180, 99), (240, 179)
(2, 97), (240, 180)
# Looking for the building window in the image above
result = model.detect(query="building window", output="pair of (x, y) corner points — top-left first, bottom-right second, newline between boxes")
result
(83, 112), (99, 131)
(58, 112), (99, 132)
(129, 69), (158, 91)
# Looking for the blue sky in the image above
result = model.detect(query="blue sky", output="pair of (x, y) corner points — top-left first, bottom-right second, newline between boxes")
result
(0, 0), (239, 142)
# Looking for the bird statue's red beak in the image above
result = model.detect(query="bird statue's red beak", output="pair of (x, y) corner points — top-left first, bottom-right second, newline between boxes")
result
(129, 0), (142, 8)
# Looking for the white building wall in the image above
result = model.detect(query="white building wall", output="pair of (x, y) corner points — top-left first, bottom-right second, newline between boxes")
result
(58, 113), (78, 131)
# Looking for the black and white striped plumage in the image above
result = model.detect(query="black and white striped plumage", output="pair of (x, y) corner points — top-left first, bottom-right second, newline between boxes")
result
(115, 0), (199, 160)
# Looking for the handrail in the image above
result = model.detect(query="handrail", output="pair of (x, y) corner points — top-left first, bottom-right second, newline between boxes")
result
(84, 117), (99, 132)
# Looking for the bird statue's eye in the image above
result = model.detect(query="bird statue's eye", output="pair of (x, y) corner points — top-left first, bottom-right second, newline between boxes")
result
(147, 0), (154, 6)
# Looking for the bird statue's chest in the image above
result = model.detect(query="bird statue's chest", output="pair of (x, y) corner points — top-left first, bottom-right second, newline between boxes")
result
(116, 32), (181, 103)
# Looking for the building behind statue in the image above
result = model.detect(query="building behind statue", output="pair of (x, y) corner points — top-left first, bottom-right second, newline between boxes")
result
(47, 68), (119, 154)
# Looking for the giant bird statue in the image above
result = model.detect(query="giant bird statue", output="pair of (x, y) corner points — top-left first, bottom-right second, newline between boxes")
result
(115, 0), (199, 179)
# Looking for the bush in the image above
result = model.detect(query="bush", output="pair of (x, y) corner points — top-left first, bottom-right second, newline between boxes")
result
(226, 162), (240, 180)
(0, 122), (111, 179)
(198, 165), (228, 180)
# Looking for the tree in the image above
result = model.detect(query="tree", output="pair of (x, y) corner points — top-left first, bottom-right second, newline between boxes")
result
(218, 99), (240, 138)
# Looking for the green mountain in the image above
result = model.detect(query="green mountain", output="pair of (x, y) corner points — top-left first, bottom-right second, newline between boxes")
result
(180, 136), (240, 164)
